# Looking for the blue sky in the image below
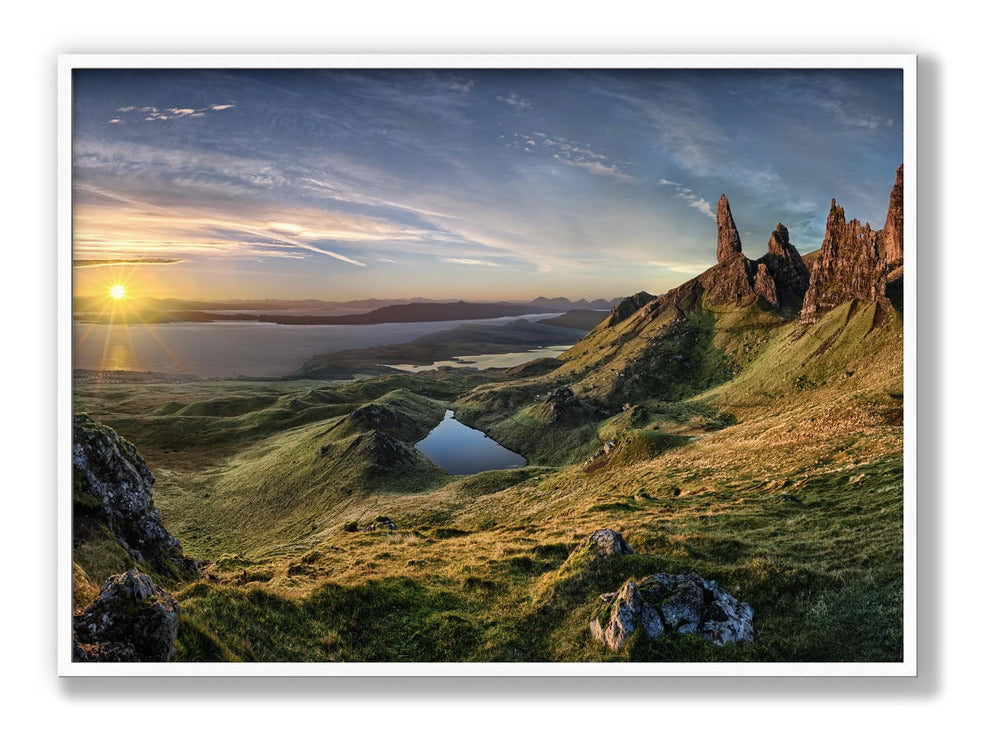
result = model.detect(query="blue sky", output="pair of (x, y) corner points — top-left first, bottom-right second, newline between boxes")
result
(72, 68), (903, 301)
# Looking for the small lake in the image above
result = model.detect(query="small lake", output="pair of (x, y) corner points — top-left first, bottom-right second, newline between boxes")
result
(415, 410), (526, 475)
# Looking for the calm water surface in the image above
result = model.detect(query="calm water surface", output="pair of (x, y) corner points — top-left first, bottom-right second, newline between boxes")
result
(389, 345), (572, 373)
(72, 314), (559, 378)
(415, 410), (526, 475)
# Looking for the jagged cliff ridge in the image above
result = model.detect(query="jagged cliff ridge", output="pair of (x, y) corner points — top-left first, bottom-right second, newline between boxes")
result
(624, 165), (901, 324)
(544, 165), (903, 412)
(638, 194), (812, 316)
(73, 413), (198, 579)
(801, 165), (903, 322)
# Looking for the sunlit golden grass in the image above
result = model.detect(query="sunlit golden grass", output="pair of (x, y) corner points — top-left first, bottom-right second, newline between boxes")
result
(73, 298), (904, 662)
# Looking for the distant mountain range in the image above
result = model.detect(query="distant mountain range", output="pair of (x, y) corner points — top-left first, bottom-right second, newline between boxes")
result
(73, 296), (624, 325)
(528, 297), (621, 311)
(74, 301), (578, 326)
(73, 295), (623, 313)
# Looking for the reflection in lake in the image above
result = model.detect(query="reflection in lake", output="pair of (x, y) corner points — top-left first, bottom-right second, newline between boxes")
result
(415, 410), (526, 475)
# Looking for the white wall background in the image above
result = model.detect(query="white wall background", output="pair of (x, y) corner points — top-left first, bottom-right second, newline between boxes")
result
(2, 2), (991, 735)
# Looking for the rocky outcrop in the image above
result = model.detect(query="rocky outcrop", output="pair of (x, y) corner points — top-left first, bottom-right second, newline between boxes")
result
(697, 256), (759, 306)
(590, 572), (754, 651)
(801, 165), (903, 322)
(657, 168), (901, 319)
(72, 569), (180, 662)
(753, 263), (778, 306)
(364, 515), (398, 532)
(716, 194), (743, 262)
(801, 201), (885, 322)
(572, 528), (635, 558)
(73, 414), (197, 578)
(882, 164), (904, 269)
(604, 291), (656, 327)
(539, 386), (596, 424)
(585, 438), (619, 467)
(758, 223), (811, 308)
(663, 201), (812, 311)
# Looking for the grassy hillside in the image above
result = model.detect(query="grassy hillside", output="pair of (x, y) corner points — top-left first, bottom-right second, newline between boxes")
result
(73, 295), (904, 663)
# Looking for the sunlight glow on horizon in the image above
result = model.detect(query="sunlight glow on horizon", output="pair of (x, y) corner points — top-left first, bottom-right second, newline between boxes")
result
(73, 69), (903, 302)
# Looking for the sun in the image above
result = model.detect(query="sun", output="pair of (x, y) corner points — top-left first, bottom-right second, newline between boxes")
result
(109, 284), (126, 300)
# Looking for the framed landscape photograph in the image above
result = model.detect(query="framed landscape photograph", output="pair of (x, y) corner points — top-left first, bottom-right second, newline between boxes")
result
(58, 54), (915, 676)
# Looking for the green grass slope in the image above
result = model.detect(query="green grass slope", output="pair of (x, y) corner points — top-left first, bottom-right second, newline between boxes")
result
(74, 294), (904, 663)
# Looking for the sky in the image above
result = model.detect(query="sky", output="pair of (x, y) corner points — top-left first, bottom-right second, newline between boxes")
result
(72, 68), (903, 301)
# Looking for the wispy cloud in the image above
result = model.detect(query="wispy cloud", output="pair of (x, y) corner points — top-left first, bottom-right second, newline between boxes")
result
(648, 260), (714, 275)
(73, 257), (186, 268)
(781, 199), (819, 214)
(659, 180), (715, 219)
(73, 68), (901, 299)
(108, 103), (235, 124)
(72, 200), (429, 267)
(496, 92), (532, 110)
(448, 78), (474, 94)
(442, 257), (502, 268)
(506, 131), (635, 182)
(815, 98), (893, 129)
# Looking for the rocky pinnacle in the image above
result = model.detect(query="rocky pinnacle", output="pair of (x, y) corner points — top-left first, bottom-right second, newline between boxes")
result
(882, 164), (904, 267)
(716, 194), (743, 263)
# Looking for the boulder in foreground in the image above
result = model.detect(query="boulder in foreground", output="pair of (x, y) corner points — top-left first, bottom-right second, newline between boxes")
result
(572, 528), (636, 558)
(72, 569), (180, 662)
(591, 572), (754, 652)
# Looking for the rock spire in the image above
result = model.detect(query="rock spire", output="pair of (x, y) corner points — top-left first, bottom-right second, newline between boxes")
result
(716, 194), (743, 262)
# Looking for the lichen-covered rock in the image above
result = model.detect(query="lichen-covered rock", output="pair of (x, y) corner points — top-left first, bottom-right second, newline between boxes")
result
(596, 581), (643, 651)
(591, 572), (754, 651)
(73, 413), (198, 577)
(72, 569), (180, 662)
(572, 528), (636, 558)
